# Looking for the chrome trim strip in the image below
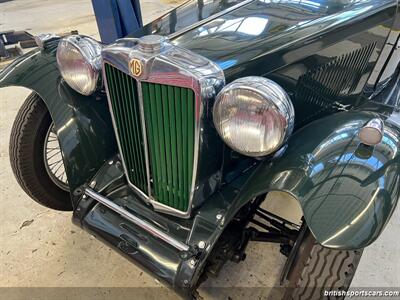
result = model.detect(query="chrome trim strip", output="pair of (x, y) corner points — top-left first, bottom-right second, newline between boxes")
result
(136, 81), (153, 198)
(84, 187), (190, 252)
(168, 0), (256, 40)
(189, 85), (202, 208)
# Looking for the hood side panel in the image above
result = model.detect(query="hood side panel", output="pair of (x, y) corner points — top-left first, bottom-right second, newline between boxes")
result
(171, 0), (396, 79)
(169, 0), (397, 127)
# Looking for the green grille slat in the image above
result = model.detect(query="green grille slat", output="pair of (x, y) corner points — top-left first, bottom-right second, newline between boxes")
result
(105, 64), (148, 193)
(142, 82), (195, 211)
(168, 86), (178, 209)
(160, 85), (171, 206)
(155, 84), (168, 204)
(174, 87), (183, 208)
(105, 63), (195, 212)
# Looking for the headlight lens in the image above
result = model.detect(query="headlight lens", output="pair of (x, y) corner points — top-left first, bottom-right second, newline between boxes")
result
(213, 77), (295, 157)
(56, 35), (102, 95)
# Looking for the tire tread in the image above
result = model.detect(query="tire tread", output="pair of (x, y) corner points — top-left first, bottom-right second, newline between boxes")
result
(287, 230), (362, 300)
(9, 93), (71, 211)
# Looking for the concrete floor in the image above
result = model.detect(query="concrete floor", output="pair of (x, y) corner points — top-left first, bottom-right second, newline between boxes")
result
(0, 1), (399, 299)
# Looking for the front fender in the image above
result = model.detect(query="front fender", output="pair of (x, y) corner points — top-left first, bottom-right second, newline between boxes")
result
(0, 43), (116, 205)
(243, 109), (400, 249)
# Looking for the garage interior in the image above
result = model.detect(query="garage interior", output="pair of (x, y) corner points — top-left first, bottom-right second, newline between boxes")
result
(0, 0), (399, 299)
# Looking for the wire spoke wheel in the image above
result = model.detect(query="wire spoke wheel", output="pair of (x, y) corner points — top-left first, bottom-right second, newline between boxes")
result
(43, 123), (69, 191)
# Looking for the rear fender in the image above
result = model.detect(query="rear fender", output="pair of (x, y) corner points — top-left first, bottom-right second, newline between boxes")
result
(0, 43), (116, 205)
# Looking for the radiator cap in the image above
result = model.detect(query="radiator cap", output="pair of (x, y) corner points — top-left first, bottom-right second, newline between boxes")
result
(138, 35), (167, 53)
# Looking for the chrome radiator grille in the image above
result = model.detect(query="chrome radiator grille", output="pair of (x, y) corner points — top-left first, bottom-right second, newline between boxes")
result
(105, 64), (195, 212)
(102, 34), (224, 217)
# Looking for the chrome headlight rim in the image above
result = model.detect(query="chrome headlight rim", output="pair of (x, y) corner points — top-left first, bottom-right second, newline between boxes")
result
(56, 35), (102, 96)
(213, 76), (295, 157)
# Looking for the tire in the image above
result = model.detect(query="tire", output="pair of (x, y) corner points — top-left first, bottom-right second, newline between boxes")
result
(9, 92), (72, 211)
(284, 228), (363, 300)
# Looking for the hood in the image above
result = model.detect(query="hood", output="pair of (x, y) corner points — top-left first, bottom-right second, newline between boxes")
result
(132, 0), (397, 82)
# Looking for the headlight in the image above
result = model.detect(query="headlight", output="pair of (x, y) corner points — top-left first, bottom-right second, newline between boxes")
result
(56, 35), (102, 95)
(213, 77), (294, 157)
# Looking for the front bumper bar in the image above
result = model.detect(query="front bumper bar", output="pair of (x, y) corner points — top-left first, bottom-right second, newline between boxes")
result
(84, 188), (190, 252)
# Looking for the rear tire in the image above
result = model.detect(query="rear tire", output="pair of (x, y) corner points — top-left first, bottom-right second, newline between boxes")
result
(9, 92), (72, 211)
(285, 229), (363, 300)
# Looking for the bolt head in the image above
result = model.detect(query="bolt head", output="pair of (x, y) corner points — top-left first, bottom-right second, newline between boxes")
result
(198, 241), (206, 249)
(189, 259), (196, 267)
(90, 180), (96, 188)
(216, 214), (223, 221)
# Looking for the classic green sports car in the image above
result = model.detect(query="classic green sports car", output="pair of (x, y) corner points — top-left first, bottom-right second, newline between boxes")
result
(1, 0), (399, 298)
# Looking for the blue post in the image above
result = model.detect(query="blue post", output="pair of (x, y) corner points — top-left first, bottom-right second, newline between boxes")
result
(91, 0), (143, 44)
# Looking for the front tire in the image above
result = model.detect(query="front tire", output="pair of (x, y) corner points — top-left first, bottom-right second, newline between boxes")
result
(9, 92), (72, 211)
(285, 229), (363, 300)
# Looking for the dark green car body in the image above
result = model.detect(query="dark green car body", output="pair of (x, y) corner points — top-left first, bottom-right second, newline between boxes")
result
(1, 0), (399, 296)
